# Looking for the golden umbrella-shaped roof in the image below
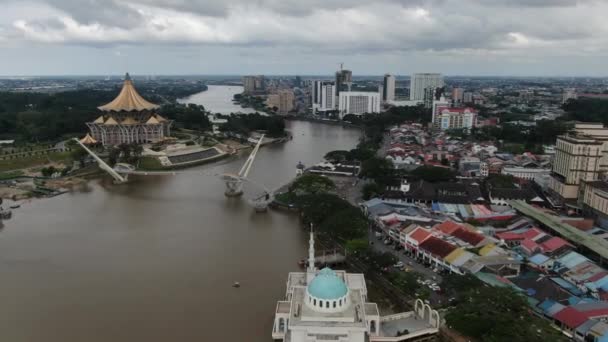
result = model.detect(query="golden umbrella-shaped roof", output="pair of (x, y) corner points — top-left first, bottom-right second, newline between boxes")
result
(79, 133), (98, 145)
(98, 73), (159, 112)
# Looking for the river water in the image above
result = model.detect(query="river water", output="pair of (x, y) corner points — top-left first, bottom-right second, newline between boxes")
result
(0, 87), (361, 342)
(178, 85), (257, 114)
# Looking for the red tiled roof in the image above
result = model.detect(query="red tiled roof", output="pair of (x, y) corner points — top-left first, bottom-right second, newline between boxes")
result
(588, 271), (608, 283)
(553, 307), (589, 329)
(520, 239), (540, 252)
(521, 228), (546, 240)
(554, 304), (608, 329)
(382, 217), (400, 226)
(409, 228), (432, 244)
(451, 228), (485, 246)
(419, 236), (457, 258)
(495, 232), (525, 241)
(434, 220), (462, 235)
(540, 237), (572, 253)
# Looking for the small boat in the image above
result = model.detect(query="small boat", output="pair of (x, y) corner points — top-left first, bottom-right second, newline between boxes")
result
(10, 204), (20, 209)
(233, 281), (241, 288)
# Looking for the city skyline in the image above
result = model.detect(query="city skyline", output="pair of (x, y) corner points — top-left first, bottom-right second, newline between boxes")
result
(1, 0), (608, 76)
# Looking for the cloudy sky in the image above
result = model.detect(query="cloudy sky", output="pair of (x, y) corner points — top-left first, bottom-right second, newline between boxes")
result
(0, 0), (606, 76)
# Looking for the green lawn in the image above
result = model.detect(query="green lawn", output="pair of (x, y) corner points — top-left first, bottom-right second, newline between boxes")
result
(137, 156), (164, 170)
(0, 151), (72, 172)
(0, 170), (25, 180)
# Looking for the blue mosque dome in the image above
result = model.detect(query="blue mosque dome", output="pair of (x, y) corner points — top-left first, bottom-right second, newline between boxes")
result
(307, 267), (348, 300)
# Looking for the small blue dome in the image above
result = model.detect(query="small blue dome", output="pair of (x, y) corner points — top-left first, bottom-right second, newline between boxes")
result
(308, 267), (348, 300)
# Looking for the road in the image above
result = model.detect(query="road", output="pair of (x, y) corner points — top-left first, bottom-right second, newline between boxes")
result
(368, 228), (443, 283)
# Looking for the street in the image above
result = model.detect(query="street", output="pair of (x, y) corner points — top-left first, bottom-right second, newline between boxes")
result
(368, 228), (443, 282)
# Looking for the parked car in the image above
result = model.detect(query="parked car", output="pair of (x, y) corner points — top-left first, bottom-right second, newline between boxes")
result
(393, 261), (404, 268)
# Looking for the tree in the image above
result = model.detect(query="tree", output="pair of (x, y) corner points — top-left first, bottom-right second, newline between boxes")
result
(445, 286), (568, 342)
(41, 166), (56, 177)
(318, 206), (368, 241)
(289, 174), (335, 195)
(410, 165), (455, 183)
(370, 251), (398, 268)
(324, 150), (352, 163)
(297, 193), (353, 227)
(345, 238), (369, 255)
(388, 272), (420, 293)
(70, 146), (89, 168)
(107, 147), (120, 167)
(360, 157), (393, 185)
(486, 174), (517, 189)
(362, 182), (383, 200)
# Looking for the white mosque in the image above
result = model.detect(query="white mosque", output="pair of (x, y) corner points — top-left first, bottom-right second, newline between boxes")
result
(272, 229), (441, 342)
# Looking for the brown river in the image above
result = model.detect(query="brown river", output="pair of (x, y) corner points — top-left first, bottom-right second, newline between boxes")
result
(0, 117), (361, 342)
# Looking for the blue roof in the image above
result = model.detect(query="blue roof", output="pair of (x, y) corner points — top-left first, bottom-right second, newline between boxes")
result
(557, 251), (589, 270)
(551, 277), (584, 296)
(308, 268), (348, 300)
(568, 296), (583, 306)
(529, 253), (550, 265)
(546, 303), (566, 317)
(538, 299), (556, 312)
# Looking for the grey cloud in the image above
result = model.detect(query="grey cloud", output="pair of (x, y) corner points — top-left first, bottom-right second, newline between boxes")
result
(3, 0), (608, 69)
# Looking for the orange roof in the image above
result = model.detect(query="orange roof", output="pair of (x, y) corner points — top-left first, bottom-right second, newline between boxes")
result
(98, 73), (159, 112)
(435, 220), (462, 235)
(409, 227), (432, 244)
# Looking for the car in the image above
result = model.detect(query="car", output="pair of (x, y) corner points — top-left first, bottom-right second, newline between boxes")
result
(393, 261), (404, 268)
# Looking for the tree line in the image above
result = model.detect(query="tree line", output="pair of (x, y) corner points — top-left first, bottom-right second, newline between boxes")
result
(0, 84), (208, 143)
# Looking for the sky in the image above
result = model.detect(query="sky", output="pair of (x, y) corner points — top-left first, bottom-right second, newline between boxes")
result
(0, 0), (607, 76)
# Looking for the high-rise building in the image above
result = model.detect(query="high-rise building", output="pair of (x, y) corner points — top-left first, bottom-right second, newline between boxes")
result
(463, 92), (474, 104)
(409, 73), (444, 102)
(382, 74), (396, 102)
(338, 91), (380, 118)
(311, 80), (337, 113)
(431, 96), (450, 124)
(423, 86), (443, 109)
(335, 69), (352, 96)
(243, 75), (265, 94)
(266, 90), (295, 115)
(432, 96), (477, 131)
(436, 108), (478, 131)
(549, 123), (608, 203)
(452, 87), (464, 105)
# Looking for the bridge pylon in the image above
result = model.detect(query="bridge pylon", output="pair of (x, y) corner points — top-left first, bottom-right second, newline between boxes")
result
(223, 134), (264, 198)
